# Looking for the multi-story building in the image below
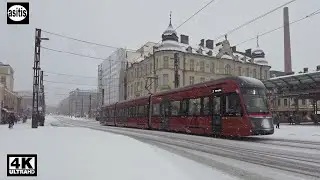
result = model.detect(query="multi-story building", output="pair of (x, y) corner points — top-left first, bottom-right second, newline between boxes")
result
(0, 62), (14, 91)
(15, 90), (33, 116)
(97, 43), (155, 107)
(58, 88), (98, 117)
(125, 17), (271, 100)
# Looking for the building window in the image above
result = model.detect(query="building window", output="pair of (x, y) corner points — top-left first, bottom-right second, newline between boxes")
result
(163, 74), (169, 85)
(200, 61), (205, 72)
(200, 77), (205, 83)
(210, 63), (215, 73)
(150, 63), (153, 73)
(302, 99), (306, 105)
(1, 76), (6, 86)
(145, 64), (148, 75)
(140, 81), (143, 90)
(284, 99), (288, 106)
(246, 68), (249, 76)
(163, 56), (169, 68)
(253, 69), (257, 78)
(225, 64), (231, 74)
(278, 99), (281, 106)
(264, 70), (268, 79)
(189, 76), (194, 85)
(190, 59), (195, 71)
(238, 67), (242, 76)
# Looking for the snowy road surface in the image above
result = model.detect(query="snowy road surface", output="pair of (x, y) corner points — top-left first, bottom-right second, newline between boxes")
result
(54, 116), (320, 180)
(0, 118), (237, 180)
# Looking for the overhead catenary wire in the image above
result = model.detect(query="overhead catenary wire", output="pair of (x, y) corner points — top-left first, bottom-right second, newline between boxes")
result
(214, 0), (298, 41)
(41, 29), (137, 52)
(43, 71), (97, 79)
(41, 46), (128, 62)
(235, 8), (320, 46)
(130, 0), (219, 63)
(43, 80), (97, 87)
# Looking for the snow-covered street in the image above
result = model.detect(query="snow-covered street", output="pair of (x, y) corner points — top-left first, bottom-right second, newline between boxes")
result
(54, 116), (320, 180)
(0, 116), (237, 180)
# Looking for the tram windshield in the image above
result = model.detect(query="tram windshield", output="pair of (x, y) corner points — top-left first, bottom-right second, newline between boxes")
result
(241, 88), (269, 114)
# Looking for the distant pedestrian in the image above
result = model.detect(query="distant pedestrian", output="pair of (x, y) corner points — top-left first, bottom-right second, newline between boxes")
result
(274, 114), (280, 129)
(8, 112), (15, 129)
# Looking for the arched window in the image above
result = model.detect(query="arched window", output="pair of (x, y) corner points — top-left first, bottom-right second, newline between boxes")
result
(225, 64), (231, 74)
(253, 69), (257, 78)
(238, 67), (242, 76)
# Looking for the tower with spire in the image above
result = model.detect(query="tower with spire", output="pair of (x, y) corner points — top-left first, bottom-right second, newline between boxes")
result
(161, 11), (179, 42)
(252, 35), (268, 65)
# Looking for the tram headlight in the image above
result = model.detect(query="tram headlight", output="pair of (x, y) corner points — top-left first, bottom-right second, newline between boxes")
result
(261, 119), (271, 128)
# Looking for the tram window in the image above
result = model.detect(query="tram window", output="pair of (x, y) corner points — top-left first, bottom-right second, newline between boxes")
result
(171, 101), (180, 116)
(129, 107), (133, 117)
(180, 100), (188, 116)
(104, 109), (109, 117)
(147, 105), (151, 116)
(124, 108), (128, 117)
(212, 96), (221, 115)
(138, 105), (145, 117)
(153, 104), (160, 116)
(132, 106), (136, 117)
(225, 93), (242, 116)
(203, 97), (211, 115)
(110, 110), (114, 117)
(188, 98), (201, 116)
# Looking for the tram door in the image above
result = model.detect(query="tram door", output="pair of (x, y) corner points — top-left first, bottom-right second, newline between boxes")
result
(212, 94), (222, 135)
(160, 99), (170, 130)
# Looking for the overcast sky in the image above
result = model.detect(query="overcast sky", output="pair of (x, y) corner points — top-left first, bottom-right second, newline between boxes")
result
(1, 0), (320, 106)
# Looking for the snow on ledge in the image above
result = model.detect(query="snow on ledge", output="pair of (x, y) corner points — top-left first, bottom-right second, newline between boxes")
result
(0, 117), (238, 180)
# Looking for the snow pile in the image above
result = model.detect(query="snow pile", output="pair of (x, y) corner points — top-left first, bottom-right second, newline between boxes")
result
(0, 118), (238, 180)
(267, 124), (320, 142)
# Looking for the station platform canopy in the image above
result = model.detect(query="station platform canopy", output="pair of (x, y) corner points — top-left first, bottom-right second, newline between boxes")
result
(263, 71), (320, 99)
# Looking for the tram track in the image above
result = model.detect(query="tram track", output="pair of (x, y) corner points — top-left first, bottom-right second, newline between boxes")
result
(69, 118), (320, 147)
(54, 117), (320, 180)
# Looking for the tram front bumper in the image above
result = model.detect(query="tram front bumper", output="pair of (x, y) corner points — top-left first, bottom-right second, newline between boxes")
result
(250, 117), (274, 135)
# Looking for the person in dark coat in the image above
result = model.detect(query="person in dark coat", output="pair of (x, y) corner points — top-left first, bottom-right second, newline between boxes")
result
(8, 112), (15, 128)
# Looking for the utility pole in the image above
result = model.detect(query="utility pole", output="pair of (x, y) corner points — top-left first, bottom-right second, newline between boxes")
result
(88, 94), (92, 118)
(81, 96), (84, 117)
(173, 53), (180, 88)
(32, 28), (48, 128)
(39, 70), (45, 126)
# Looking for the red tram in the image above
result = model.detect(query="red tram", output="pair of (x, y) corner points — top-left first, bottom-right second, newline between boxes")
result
(99, 76), (274, 137)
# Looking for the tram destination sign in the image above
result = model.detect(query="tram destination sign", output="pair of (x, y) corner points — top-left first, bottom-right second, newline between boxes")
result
(212, 88), (222, 93)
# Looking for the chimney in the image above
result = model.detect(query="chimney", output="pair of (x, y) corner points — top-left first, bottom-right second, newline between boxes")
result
(303, 68), (308, 73)
(205, 39), (214, 49)
(180, 34), (189, 44)
(317, 65), (320, 71)
(284, 7), (292, 74)
(231, 46), (237, 52)
(199, 39), (205, 47)
(245, 49), (252, 56)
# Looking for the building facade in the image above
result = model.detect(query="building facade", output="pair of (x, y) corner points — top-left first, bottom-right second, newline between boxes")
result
(58, 88), (98, 117)
(97, 43), (156, 107)
(15, 90), (33, 116)
(125, 18), (271, 100)
(0, 62), (14, 91)
(98, 49), (126, 106)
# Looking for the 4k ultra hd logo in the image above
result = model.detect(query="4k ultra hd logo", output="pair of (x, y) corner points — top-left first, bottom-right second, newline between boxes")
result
(7, 154), (37, 176)
(7, 2), (29, 24)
